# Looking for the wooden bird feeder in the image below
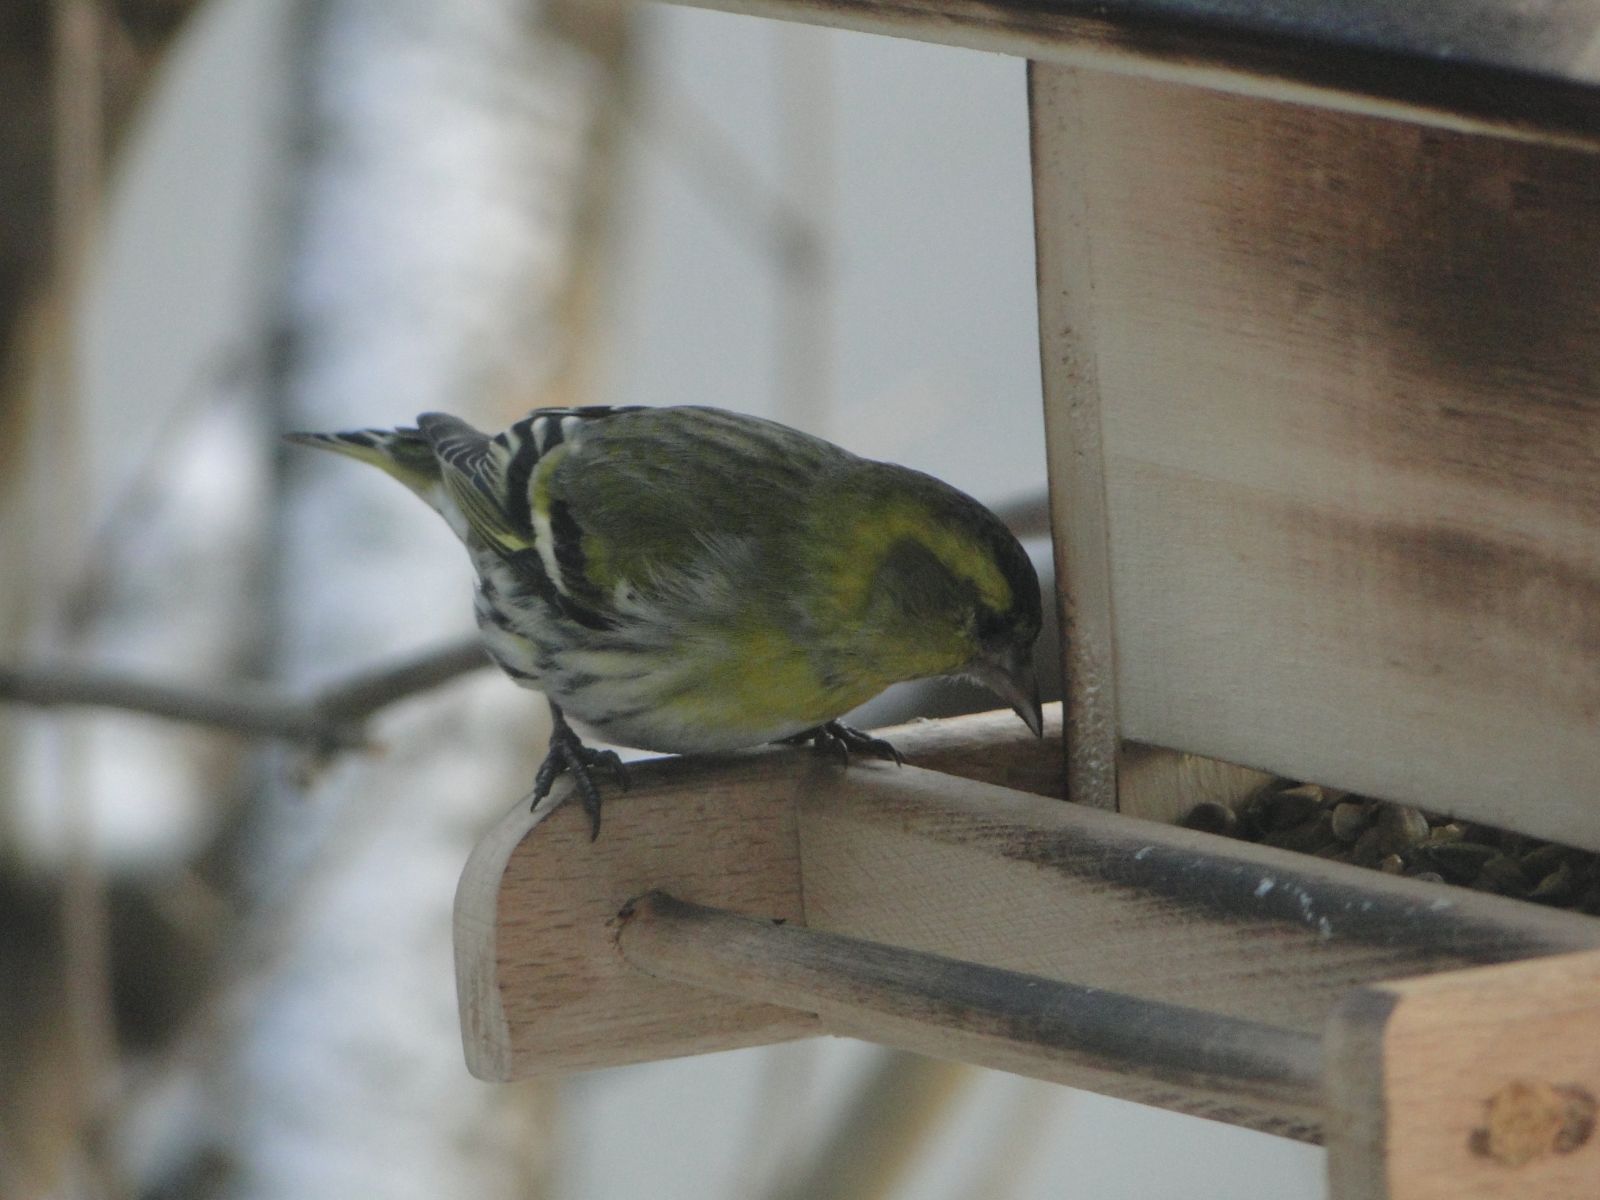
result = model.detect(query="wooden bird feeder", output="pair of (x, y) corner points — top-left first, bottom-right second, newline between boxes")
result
(455, 4), (1600, 1197)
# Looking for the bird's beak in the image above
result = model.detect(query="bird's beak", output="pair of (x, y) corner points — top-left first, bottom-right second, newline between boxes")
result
(970, 647), (1043, 738)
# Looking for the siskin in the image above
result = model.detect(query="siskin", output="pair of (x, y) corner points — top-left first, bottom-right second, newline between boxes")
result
(288, 406), (1042, 837)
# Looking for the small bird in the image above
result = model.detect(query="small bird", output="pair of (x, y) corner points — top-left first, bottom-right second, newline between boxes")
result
(288, 406), (1042, 837)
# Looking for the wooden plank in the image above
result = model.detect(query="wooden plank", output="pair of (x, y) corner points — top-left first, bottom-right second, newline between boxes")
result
(1325, 949), (1600, 1198)
(454, 705), (1060, 1078)
(1030, 66), (1600, 852)
(656, 0), (1600, 153)
(616, 891), (1325, 1136)
(1033, 66), (1282, 823)
(880, 703), (1064, 799)
(458, 708), (1600, 1116)
(453, 753), (817, 1080)
(1117, 741), (1277, 826)
(794, 769), (1600, 1058)
(1031, 63), (1120, 811)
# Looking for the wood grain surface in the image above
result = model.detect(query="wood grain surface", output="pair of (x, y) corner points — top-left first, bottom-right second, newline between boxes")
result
(617, 891), (1326, 1137)
(454, 706), (1061, 1079)
(1326, 949), (1600, 1198)
(793, 765), (1599, 1047)
(1117, 740), (1278, 826)
(1032, 61), (1121, 812)
(1031, 65), (1600, 853)
(457, 707), (1600, 1137)
(657, 0), (1600, 152)
(453, 752), (816, 1081)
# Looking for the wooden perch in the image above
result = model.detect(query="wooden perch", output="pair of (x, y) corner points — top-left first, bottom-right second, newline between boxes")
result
(618, 894), (1600, 1196)
(453, 705), (1600, 1149)
(616, 891), (1325, 1129)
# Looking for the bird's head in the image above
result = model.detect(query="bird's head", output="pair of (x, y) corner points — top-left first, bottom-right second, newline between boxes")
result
(824, 464), (1044, 736)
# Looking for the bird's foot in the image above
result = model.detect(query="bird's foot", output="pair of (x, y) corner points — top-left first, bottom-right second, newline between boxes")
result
(530, 711), (629, 840)
(784, 720), (905, 768)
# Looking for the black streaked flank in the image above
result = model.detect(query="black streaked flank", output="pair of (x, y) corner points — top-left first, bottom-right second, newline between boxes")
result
(554, 592), (615, 632)
(501, 425), (541, 536)
(504, 548), (562, 609)
(588, 701), (653, 726)
(549, 499), (589, 590)
(494, 407), (649, 535)
(505, 545), (614, 632)
(476, 589), (519, 632)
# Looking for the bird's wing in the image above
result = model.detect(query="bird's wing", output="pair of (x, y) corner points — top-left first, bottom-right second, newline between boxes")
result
(423, 406), (847, 628)
(421, 407), (663, 628)
(283, 426), (441, 495)
(414, 412), (530, 554)
(539, 406), (846, 607)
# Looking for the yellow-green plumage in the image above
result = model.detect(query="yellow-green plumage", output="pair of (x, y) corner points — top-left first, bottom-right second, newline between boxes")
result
(288, 405), (1042, 833)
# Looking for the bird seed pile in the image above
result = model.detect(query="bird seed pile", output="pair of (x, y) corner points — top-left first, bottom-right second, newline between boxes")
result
(1182, 783), (1600, 915)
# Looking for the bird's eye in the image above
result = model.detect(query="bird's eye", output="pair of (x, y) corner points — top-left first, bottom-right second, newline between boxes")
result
(972, 605), (1008, 644)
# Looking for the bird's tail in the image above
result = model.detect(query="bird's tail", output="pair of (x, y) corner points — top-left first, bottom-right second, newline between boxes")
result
(284, 426), (440, 496)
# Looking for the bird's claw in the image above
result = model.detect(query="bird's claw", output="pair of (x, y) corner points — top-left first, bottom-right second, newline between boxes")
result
(530, 711), (629, 840)
(786, 720), (904, 768)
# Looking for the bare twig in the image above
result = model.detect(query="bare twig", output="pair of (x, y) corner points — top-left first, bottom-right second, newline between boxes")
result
(0, 667), (337, 742)
(312, 636), (492, 726)
(0, 668), (315, 742)
(950, 1078), (1065, 1200)
(730, 1041), (820, 1198)
(763, 1050), (971, 1200)
(0, 634), (489, 749)
(52, 0), (101, 285)
(49, 3), (124, 1197)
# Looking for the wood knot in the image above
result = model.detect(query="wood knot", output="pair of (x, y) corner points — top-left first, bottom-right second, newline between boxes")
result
(1468, 1080), (1596, 1166)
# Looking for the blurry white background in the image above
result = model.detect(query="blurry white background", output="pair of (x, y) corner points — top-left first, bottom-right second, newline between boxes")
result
(0, 1), (1325, 1196)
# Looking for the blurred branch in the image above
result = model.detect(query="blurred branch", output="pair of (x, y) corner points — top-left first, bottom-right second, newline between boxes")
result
(950, 1079), (1064, 1200)
(774, 25), (832, 430)
(0, 0), (203, 402)
(0, 635), (489, 749)
(763, 1051), (971, 1200)
(51, 0), (102, 285)
(313, 636), (491, 724)
(730, 1041), (820, 1197)
(50, 4), (126, 1199)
